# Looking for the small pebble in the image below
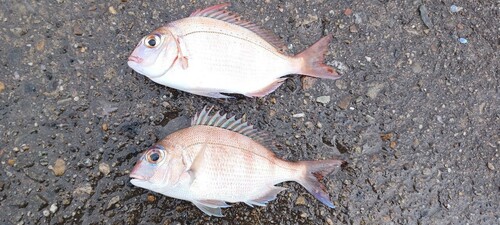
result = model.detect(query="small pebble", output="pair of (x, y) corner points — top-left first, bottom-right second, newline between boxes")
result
(458, 38), (468, 44)
(7, 159), (15, 166)
(85, 127), (91, 133)
(450, 5), (462, 12)
(107, 196), (120, 209)
(380, 133), (393, 141)
(292, 113), (305, 118)
(36, 39), (45, 51)
(11, 27), (27, 36)
(450, 5), (458, 12)
(73, 25), (83, 36)
(21, 144), (30, 151)
(62, 197), (71, 205)
(269, 109), (276, 117)
(349, 24), (358, 33)
(316, 96), (331, 104)
(301, 76), (317, 90)
(367, 83), (384, 99)
(52, 158), (66, 176)
(304, 121), (314, 129)
(49, 203), (58, 213)
(43, 210), (50, 217)
(99, 163), (111, 175)
(74, 183), (93, 195)
(108, 6), (117, 14)
(147, 194), (156, 203)
(338, 95), (352, 110)
(102, 123), (108, 131)
(0, 81), (5, 93)
(412, 63), (422, 73)
(354, 13), (363, 24)
(295, 196), (307, 205)
(84, 158), (92, 167)
(343, 8), (352, 16)
(40, 159), (49, 166)
(487, 162), (495, 171)
(419, 5), (433, 29)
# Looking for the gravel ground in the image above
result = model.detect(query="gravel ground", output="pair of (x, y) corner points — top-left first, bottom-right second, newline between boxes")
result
(0, 0), (498, 224)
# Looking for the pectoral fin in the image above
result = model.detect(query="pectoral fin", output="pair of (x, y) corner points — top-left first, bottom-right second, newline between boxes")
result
(175, 37), (189, 69)
(187, 146), (207, 186)
(180, 56), (188, 69)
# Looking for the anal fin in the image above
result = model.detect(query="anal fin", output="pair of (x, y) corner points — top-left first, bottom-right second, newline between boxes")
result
(197, 199), (231, 208)
(247, 78), (286, 97)
(245, 186), (286, 207)
(192, 201), (224, 217)
(191, 91), (235, 99)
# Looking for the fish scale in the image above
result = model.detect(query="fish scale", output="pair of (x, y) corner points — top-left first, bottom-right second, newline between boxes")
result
(163, 30), (293, 92)
(188, 144), (289, 197)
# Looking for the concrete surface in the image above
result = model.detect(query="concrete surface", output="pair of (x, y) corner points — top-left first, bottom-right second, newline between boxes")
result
(0, 0), (498, 224)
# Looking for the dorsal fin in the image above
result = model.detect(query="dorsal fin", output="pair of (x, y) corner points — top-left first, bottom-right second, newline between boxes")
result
(191, 106), (275, 149)
(189, 3), (286, 50)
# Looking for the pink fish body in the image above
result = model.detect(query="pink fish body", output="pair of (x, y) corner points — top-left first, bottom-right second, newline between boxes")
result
(130, 107), (344, 216)
(127, 3), (341, 98)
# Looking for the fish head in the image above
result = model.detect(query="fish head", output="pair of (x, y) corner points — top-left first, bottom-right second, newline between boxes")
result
(127, 27), (178, 78)
(130, 143), (185, 191)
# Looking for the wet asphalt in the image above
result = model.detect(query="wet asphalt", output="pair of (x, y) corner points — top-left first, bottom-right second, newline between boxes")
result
(0, 0), (498, 224)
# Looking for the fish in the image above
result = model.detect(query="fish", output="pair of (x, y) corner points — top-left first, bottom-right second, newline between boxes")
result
(127, 3), (342, 98)
(130, 107), (345, 216)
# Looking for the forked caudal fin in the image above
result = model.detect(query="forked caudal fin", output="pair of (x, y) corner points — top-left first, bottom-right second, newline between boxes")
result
(297, 159), (344, 208)
(296, 35), (342, 80)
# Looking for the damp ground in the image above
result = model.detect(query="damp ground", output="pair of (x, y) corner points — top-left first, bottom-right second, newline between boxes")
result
(0, 1), (498, 224)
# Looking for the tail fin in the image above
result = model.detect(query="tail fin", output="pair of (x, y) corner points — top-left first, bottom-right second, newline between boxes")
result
(296, 159), (344, 208)
(295, 35), (341, 80)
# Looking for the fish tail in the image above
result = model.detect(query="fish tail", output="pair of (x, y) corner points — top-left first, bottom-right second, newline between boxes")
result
(296, 159), (344, 208)
(295, 35), (342, 80)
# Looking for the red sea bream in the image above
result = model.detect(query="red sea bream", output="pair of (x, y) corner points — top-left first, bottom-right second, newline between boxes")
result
(127, 3), (342, 98)
(130, 107), (344, 216)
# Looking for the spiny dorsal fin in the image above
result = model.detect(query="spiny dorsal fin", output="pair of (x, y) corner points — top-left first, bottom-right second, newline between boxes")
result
(189, 3), (286, 50)
(191, 106), (276, 149)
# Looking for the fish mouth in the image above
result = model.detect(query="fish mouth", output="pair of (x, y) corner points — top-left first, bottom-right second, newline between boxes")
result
(130, 178), (146, 187)
(130, 173), (146, 180)
(128, 55), (143, 63)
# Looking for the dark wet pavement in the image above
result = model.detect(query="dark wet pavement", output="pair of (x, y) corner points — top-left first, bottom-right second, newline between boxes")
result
(0, 1), (498, 224)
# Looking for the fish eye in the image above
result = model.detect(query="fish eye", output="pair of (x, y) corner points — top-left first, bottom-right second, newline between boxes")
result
(144, 34), (161, 48)
(146, 149), (163, 164)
